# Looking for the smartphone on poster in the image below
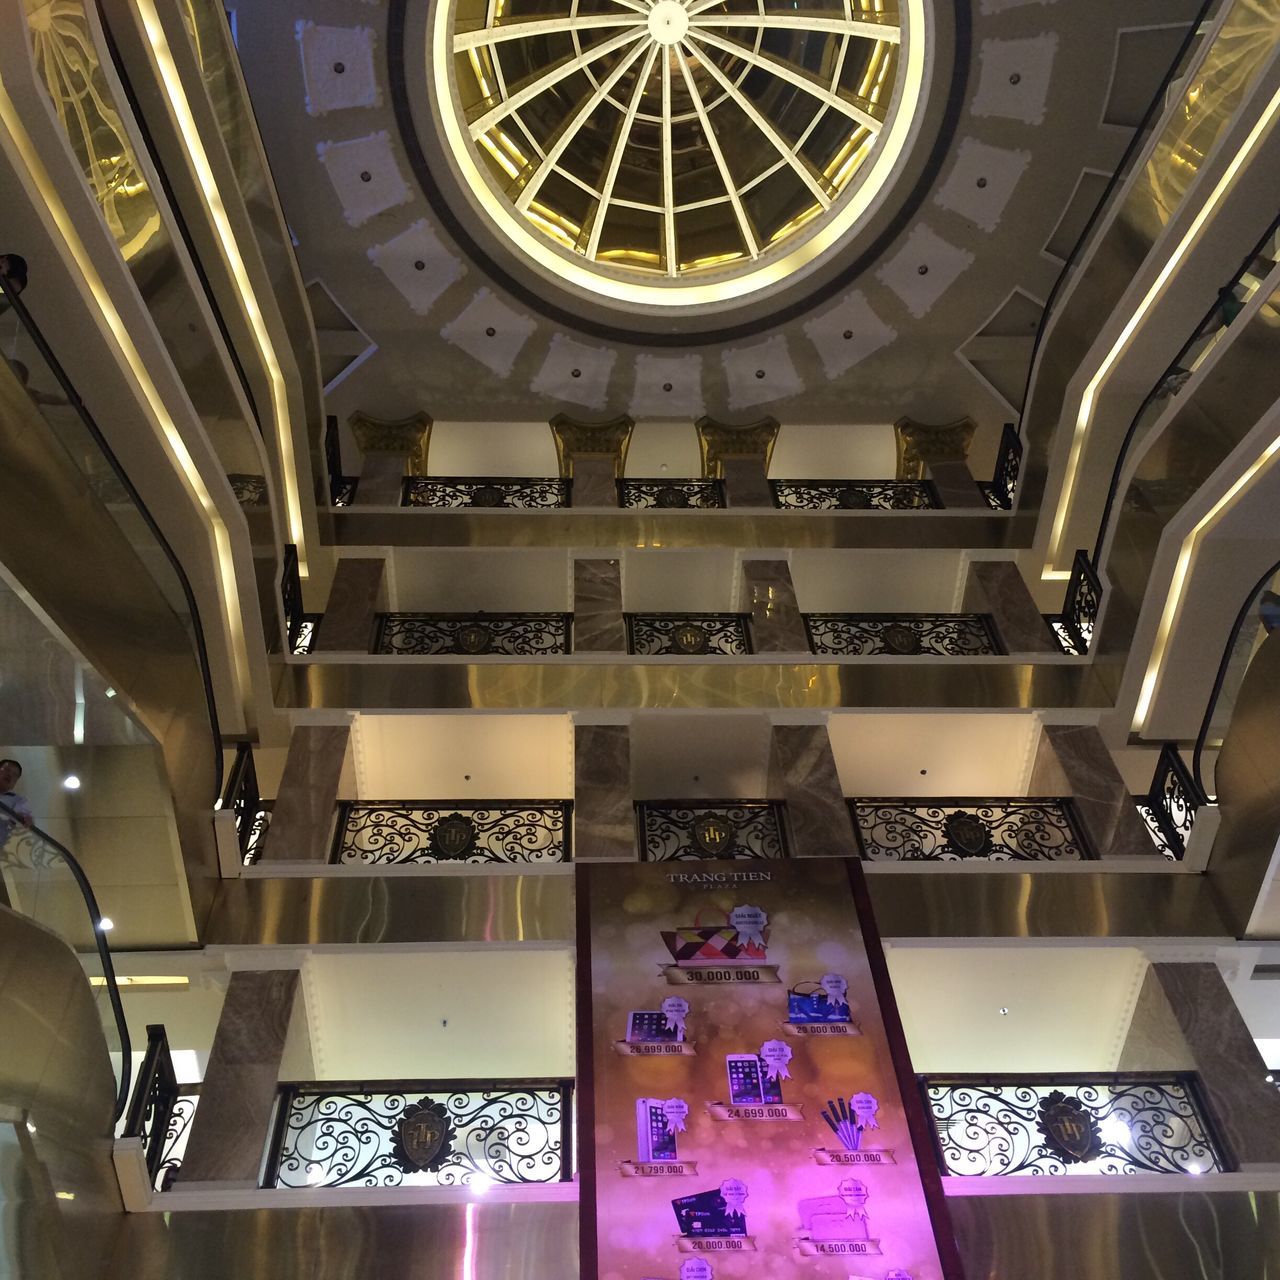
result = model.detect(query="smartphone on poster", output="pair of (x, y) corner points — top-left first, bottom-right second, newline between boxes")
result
(726, 1053), (782, 1105)
(636, 1098), (678, 1161)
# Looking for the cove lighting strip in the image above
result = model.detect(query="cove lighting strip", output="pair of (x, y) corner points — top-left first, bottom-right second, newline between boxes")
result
(1045, 85), (1280, 581)
(0, 74), (253, 711)
(135, 0), (309, 577)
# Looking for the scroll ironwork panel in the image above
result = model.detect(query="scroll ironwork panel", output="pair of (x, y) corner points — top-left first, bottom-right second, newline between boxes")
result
(626, 613), (752, 656)
(849, 798), (1095, 861)
(618, 479), (726, 509)
(1047, 550), (1101, 655)
(263, 1079), (574, 1188)
(229, 473), (268, 506)
(770, 480), (940, 510)
(374, 613), (572, 656)
(122, 1025), (181, 1189)
(979, 424), (1023, 511)
(221, 745), (272, 865)
(1135, 744), (1201, 861)
(333, 801), (572, 865)
(402, 477), (570, 509)
(153, 1091), (200, 1191)
(638, 801), (789, 860)
(805, 614), (1004, 656)
(331, 477), (358, 507)
(922, 1074), (1230, 1176)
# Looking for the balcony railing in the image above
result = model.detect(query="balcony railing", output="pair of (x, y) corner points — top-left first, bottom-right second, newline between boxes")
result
(979, 423), (1023, 511)
(122, 1024), (201, 1192)
(849, 798), (1095, 861)
(806, 614), (1003, 656)
(1136, 744), (1201, 862)
(770, 479), (940, 510)
(637, 801), (789, 860)
(1046, 550), (1101, 655)
(324, 415), (358, 506)
(221, 745), (272, 865)
(922, 1074), (1229, 1176)
(332, 801), (572, 865)
(618, 478), (725, 508)
(374, 613), (572, 656)
(626, 613), (752, 655)
(262, 1079), (574, 1188)
(402, 477), (570, 508)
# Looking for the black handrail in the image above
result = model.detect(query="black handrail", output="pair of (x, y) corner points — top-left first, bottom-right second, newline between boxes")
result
(123, 1024), (179, 1183)
(1014, 0), (1217, 440)
(1193, 557), (1280, 800)
(1093, 208), (1280, 566)
(0, 280), (223, 795)
(0, 798), (132, 1120)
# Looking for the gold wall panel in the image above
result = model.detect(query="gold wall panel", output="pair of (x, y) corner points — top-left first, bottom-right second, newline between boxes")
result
(205, 873), (575, 946)
(949, 1189), (1280, 1279)
(331, 508), (1030, 550)
(277, 655), (1119, 713)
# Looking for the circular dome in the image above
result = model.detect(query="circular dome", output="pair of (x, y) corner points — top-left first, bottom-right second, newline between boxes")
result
(430, 0), (928, 311)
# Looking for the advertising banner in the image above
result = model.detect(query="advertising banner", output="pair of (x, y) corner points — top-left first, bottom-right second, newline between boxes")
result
(578, 858), (958, 1280)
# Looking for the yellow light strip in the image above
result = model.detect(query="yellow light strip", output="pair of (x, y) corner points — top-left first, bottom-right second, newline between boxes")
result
(1044, 85), (1280, 581)
(0, 73), (252, 709)
(135, 0), (309, 577)
(89, 975), (190, 988)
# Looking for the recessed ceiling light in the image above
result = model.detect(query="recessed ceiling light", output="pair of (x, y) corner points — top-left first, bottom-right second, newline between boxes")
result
(62, 775), (81, 790)
(104, 688), (116, 698)
(998, 1007), (1010, 1016)
(97, 917), (114, 932)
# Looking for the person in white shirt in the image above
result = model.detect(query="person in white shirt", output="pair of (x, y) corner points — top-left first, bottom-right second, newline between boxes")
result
(0, 758), (34, 847)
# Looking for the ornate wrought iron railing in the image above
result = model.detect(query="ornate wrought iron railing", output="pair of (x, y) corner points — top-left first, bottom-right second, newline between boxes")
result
(325, 417), (358, 506)
(770, 479), (940, 510)
(262, 1079), (575, 1189)
(921, 1074), (1230, 1176)
(618, 478), (725, 509)
(280, 543), (321, 654)
(373, 613), (572, 656)
(221, 744), (272, 865)
(332, 801), (572, 865)
(626, 613), (752, 656)
(401, 477), (570, 509)
(980, 423), (1023, 511)
(122, 1025), (181, 1189)
(229, 473), (268, 506)
(849, 798), (1096, 861)
(637, 801), (789, 860)
(1135, 744), (1200, 862)
(1046, 550), (1101, 655)
(806, 614), (1004, 656)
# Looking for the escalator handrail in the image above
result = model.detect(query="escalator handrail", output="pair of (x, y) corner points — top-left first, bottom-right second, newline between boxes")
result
(0, 796), (132, 1121)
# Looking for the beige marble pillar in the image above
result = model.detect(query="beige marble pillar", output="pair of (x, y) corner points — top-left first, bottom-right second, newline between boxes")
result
(1116, 966), (1193, 1072)
(1030, 724), (1155, 858)
(965, 561), (1058, 654)
(926, 460), (986, 509)
(894, 416), (984, 508)
(1154, 963), (1280, 1168)
(549, 414), (633, 508)
(349, 411), (431, 506)
(574, 723), (634, 860)
(742, 561), (808, 653)
(313, 558), (385, 653)
(258, 724), (350, 863)
(574, 559), (624, 652)
(175, 969), (299, 1186)
(696, 416), (779, 508)
(767, 724), (857, 857)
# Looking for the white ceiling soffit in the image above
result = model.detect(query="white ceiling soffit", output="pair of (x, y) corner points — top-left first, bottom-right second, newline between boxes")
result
(1042, 167), (1111, 262)
(971, 33), (1060, 126)
(441, 288), (538, 377)
(296, 23), (380, 116)
(875, 223), (976, 319)
(957, 287), (1044, 412)
(802, 290), (897, 381)
(629, 354), (706, 420)
(368, 218), (465, 316)
(316, 131), (411, 226)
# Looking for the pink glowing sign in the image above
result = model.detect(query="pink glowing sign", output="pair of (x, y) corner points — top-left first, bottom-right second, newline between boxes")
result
(579, 858), (960, 1280)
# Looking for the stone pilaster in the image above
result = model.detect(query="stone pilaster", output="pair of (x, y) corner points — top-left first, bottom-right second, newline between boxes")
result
(964, 561), (1058, 655)
(742, 560), (807, 653)
(349, 411), (431, 506)
(767, 724), (857, 857)
(573, 558), (624, 652)
(574, 723), (634, 860)
(313, 558), (384, 653)
(258, 724), (350, 863)
(549, 414), (633, 507)
(174, 970), (299, 1185)
(1030, 724), (1157, 858)
(695, 416), (779, 508)
(1154, 963), (1280, 1168)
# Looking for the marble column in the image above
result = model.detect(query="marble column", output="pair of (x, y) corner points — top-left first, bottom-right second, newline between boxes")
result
(926, 460), (986, 509)
(894, 416), (985, 508)
(1030, 724), (1156, 858)
(313, 558), (384, 652)
(1117, 966), (1193, 1072)
(965, 561), (1058, 654)
(574, 723), (634, 860)
(742, 561), (808, 653)
(174, 969), (299, 1185)
(767, 724), (857, 857)
(258, 724), (350, 863)
(549, 414), (633, 508)
(349, 411), (431, 506)
(696, 416), (779, 508)
(1153, 963), (1280, 1168)
(573, 559), (624, 652)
